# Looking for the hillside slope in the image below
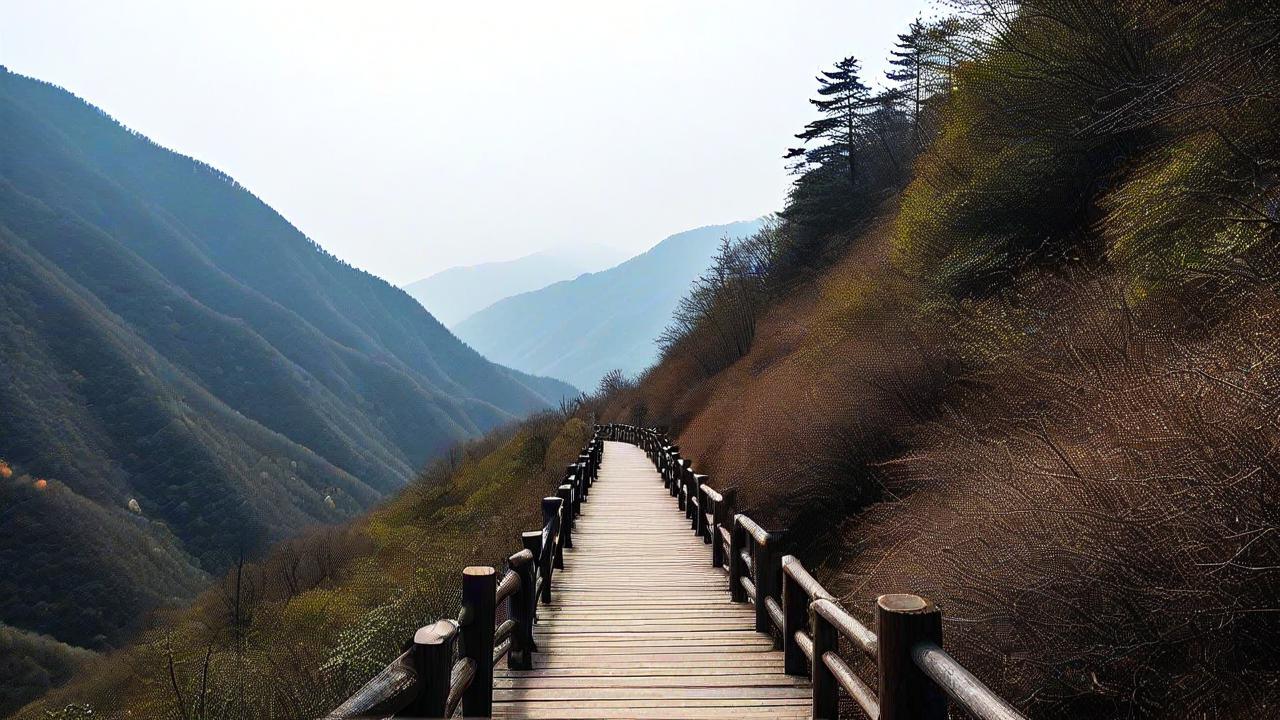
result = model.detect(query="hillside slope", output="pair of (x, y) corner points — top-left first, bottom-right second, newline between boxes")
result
(454, 220), (763, 390)
(0, 67), (574, 654)
(12, 411), (593, 720)
(603, 3), (1280, 717)
(611, 214), (1279, 719)
(403, 246), (623, 327)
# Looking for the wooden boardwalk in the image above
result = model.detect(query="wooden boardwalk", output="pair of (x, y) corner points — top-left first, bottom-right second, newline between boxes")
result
(493, 441), (811, 719)
(329, 427), (1029, 720)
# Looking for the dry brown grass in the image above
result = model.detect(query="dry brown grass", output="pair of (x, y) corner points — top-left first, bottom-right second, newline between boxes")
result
(609, 226), (1280, 717)
(828, 274), (1280, 717)
(610, 216), (945, 529)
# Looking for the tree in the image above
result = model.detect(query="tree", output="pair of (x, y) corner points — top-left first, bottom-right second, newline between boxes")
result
(596, 369), (632, 398)
(885, 16), (969, 150)
(886, 19), (928, 147)
(782, 55), (914, 253)
(787, 57), (877, 191)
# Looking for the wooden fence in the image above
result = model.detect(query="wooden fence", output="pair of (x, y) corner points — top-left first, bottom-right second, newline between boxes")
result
(325, 423), (1030, 719)
(605, 422), (1029, 720)
(324, 436), (603, 719)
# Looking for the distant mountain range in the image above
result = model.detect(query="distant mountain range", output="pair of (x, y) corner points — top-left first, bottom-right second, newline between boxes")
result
(453, 220), (765, 391)
(403, 245), (625, 327)
(0, 67), (574, 651)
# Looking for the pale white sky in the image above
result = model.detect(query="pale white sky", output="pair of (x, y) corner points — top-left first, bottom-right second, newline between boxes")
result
(0, 1), (932, 284)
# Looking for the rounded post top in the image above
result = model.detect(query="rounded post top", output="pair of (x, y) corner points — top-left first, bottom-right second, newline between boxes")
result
(877, 593), (935, 614)
(414, 618), (459, 645)
(463, 565), (495, 577)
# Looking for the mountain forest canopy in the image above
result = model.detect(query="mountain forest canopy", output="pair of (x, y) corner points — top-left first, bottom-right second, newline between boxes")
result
(4, 1), (1280, 718)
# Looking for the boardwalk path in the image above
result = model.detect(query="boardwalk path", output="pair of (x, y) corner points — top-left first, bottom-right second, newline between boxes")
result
(493, 441), (810, 719)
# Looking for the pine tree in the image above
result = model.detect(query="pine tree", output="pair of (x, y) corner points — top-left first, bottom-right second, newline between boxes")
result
(884, 16), (969, 149)
(788, 57), (876, 191)
(886, 19), (928, 147)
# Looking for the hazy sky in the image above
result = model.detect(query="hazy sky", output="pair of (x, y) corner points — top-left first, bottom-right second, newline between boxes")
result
(0, 1), (931, 284)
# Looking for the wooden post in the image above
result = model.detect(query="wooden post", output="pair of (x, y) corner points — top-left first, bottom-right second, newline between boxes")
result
(694, 476), (710, 541)
(461, 566), (496, 717)
(755, 532), (781, 636)
(512, 536), (540, 665)
(876, 594), (946, 720)
(564, 464), (580, 510)
(683, 467), (697, 519)
(712, 488), (736, 568)
(540, 497), (560, 599)
(782, 558), (808, 676)
(729, 516), (748, 602)
(810, 607), (839, 720)
(682, 470), (693, 520)
(409, 619), (457, 718)
(556, 484), (573, 554)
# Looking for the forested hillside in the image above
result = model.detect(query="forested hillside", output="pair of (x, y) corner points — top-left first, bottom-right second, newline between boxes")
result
(13, 406), (594, 720)
(454, 220), (763, 390)
(0, 65), (572, 703)
(604, 2), (1279, 717)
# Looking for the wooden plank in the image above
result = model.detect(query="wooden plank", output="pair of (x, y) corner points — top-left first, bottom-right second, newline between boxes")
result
(530, 643), (779, 653)
(498, 663), (791, 673)
(495, 441), (809, 717)
(513, 653), (788, 668)
(491, 702), (803, 712)
(493, 686), (810, 700)
(496, 674), (809, 688)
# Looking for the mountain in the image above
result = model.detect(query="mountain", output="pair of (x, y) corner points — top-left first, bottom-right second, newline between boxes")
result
(0, 67), (574, 652)
(453, 220), (764, 391)
(403, 245), (624, 327)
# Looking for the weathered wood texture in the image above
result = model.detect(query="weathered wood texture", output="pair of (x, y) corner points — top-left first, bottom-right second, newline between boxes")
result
(493, 441), (811, 719)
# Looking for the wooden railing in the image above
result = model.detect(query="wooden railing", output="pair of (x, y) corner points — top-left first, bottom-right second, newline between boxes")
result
(604, 423), (1030, 720)
(324, 434), (604, 719)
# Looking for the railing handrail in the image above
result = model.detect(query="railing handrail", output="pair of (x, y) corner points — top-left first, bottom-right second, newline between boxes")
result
(735, 512), (771, 546)
(607, 422), (1030, 720)
(325, 433), (605, 719)
(913, 641), (1028, 720)
(330, 423), (1029, 719)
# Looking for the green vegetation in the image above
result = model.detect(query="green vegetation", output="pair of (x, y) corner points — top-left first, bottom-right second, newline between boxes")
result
(0, 624), (94, 717)
(620, 2), (1280, 717)
(14, 411), (591, 720)
(0, 65), (572, 680)
(895, 0), (1278, 301)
